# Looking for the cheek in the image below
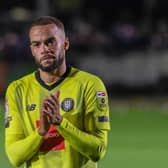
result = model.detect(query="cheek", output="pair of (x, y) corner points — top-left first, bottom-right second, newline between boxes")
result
(57, 44), (65, 53)
(31, 49), (40, 62)
(31, 47), (36, 57)
(31, 50), (35, 57)
(51, 45), (58, 51)
(31, 48), (40, 57)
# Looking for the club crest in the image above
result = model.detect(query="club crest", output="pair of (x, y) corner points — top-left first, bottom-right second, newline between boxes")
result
(61, 98), (74, 112)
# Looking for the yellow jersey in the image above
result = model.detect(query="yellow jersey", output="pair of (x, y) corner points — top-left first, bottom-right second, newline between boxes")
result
(5, 66), (110, 168)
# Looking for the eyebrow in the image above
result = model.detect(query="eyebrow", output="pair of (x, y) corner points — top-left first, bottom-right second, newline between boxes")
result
(30, 37), (56, 45)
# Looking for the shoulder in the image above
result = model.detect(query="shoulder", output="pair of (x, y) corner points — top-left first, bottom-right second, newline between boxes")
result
(71, 67), (103, 84)
(6, 72), (35, 92)
(70, 67), (107, 92)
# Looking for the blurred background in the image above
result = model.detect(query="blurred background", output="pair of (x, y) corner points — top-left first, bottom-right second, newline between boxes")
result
(0, 0), (168, 168)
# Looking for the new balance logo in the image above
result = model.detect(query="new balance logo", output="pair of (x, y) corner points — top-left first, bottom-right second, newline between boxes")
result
(26, 104), (36, 111)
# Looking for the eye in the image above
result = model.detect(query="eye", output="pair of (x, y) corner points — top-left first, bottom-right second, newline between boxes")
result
(31, 42), (40, 48)
(45, 38), (56, 46)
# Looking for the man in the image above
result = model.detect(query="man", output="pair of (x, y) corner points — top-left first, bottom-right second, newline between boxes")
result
(5, 16), (110, 168)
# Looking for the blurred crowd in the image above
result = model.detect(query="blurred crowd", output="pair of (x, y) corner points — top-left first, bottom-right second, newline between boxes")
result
(1, 18), (168, 62)
(1, 0), (168, 97)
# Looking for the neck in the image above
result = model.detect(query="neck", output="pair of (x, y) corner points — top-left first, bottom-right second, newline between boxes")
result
(39, 63), (66, 83)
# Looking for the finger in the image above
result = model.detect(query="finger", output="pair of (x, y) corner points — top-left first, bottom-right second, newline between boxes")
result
(45, 100), (55, 110)
(41, 105), (47, 120)
(46, 98), (60, 117)
(41, 108), (49, 120)
(43, 108), (53, 122)
(50, 90), (60, 103)
(42, 97), (49, 111)
(55, 90), (60, 98)
(46, 96), (58, 106)
(45, 96), (60, 116)
(44, 109), (55, 124)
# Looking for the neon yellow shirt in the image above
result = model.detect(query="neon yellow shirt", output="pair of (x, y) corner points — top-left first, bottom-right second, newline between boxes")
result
(5, 66), (110, 168)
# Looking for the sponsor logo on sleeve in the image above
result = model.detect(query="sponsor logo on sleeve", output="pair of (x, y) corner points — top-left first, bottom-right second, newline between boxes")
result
(96, 91), (106, 97)
(98, 116), (109, 122)
(96, 91), (107, 111)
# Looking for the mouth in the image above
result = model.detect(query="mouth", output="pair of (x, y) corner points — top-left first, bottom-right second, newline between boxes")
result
(40, 55), (55, 62)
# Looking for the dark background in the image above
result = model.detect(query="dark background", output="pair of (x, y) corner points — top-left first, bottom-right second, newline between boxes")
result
(1, 1), (168, 168)
(1, 0), (168, 97)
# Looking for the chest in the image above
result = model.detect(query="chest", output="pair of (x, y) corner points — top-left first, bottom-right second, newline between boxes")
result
(21, 83), (84, 133)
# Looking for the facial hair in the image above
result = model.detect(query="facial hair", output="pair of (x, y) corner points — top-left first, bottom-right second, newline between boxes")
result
(35, 53), (64, 72)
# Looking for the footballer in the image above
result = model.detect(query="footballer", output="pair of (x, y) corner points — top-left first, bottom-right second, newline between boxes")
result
(5, 16), (110, 168)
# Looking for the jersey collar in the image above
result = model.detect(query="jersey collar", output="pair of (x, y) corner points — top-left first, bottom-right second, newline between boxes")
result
(35, 65), (71, 90)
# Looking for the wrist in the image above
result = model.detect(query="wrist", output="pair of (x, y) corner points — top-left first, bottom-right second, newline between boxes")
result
(53, 115), (63, 125)
(38, 127), (47, 136)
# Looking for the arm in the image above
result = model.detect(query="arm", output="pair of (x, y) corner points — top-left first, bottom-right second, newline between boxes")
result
(57, 118), (108, 161)
(6, 129), (43, 167)
(44, 78), (110, 162)
(59, 78), (110, 161)
(5, 83), (46, 167)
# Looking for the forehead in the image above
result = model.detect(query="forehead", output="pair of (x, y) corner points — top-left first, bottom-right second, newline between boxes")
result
(29, 24), (63, 40)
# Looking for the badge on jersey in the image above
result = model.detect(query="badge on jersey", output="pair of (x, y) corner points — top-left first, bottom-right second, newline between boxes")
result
(96, 91), (107, 111)
(61, 98), (74, 112)
(5, 98), (12, 128)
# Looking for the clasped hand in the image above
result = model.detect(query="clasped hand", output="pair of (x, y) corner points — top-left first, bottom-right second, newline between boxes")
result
(38, 90), (63, 136)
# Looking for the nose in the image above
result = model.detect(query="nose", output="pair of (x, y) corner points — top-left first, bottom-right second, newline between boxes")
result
(40, 43), (49, 53)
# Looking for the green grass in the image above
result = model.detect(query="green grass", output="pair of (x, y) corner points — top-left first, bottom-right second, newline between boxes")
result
(99, 99), (168, 168)
(0, 101), (14, 168)
(1, 98), (168, 168)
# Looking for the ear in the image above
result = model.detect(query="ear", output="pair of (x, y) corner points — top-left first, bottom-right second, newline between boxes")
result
(64, 37), (69, 51)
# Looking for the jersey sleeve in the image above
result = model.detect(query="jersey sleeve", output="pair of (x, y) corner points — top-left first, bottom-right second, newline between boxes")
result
(5, 82), (43, 167)
(57, 118), (108, 162)
(84, 76), (110, 131)
(56, 76), (110, 162)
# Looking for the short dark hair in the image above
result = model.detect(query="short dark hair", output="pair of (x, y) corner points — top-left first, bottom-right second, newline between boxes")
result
(30, 16), (65, 32)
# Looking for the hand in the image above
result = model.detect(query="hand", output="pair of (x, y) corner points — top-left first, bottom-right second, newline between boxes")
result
(43, 90), (63, 125)
(38, 101), (50, 136)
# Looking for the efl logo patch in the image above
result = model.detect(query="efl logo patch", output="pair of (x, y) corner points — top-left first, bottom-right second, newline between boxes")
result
(96, 91), (106, 97)
(96, 91), (107, 111)
(36, 120), (65, 152)
(5, 98), (12, 128)
(98, 116), (109, 122)
(61, 98), (74, 112)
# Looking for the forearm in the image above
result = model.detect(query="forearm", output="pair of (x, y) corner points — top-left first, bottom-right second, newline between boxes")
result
(6, 129), (43, 167)
(57, 118), (108, 162)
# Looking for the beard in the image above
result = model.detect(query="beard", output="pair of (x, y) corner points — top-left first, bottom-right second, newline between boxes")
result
(35, 54), (64, 72)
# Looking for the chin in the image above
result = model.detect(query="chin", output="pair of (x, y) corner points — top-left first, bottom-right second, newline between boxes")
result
(39, 64), (56, 72)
